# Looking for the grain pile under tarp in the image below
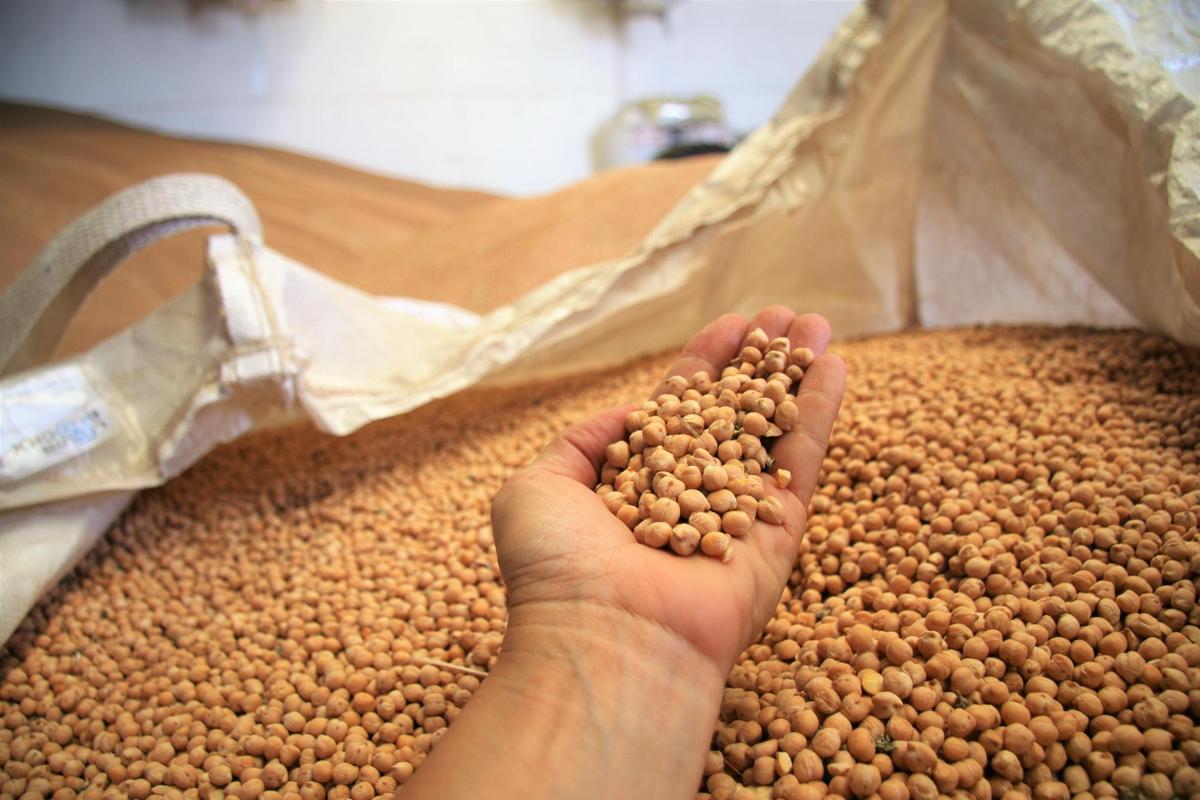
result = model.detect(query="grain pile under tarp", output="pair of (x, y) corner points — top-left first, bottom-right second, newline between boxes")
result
(0, 103), (501, 359)
(2, 0), (1199, 645)
(0, 103), (720, 360)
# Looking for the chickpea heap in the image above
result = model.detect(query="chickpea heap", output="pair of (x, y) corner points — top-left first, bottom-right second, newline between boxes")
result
(596, 327), (812, 560)
(1, 326), (1198, 800)
(702, 329), (1200, 800)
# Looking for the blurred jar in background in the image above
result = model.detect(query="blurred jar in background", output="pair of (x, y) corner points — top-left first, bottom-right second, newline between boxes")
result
(593, 95), (736, 170)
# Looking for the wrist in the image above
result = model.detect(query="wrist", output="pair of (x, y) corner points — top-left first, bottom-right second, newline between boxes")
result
(404, 601), (731, 799)
(499, 599), (728, 697)
(486, 601), (726, 797)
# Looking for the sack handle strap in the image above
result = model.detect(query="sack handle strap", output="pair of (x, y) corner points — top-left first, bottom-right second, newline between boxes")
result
(0, 173), (262, 377)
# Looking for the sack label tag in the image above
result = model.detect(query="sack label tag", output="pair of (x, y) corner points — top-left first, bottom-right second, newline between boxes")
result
(0, 364), (116, 483)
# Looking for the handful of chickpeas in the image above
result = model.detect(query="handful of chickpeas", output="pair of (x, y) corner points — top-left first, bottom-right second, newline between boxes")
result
(595, 327), (811, 559)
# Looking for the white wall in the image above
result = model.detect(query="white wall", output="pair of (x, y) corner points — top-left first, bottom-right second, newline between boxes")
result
(0, 0), (854, 195)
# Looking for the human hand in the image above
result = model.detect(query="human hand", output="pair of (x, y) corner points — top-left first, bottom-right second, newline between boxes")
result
(404, 307), (845, 800)
(491, 306), (847, 676)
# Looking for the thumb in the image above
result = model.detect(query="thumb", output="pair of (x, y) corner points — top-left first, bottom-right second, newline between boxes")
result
(529, 404), (635, 485)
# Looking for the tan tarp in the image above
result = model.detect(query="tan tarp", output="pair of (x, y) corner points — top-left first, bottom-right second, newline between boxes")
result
(0, 103), (719, 357)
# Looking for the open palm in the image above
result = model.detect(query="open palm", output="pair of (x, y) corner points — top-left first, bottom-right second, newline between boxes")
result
(491, 307), (846, 674)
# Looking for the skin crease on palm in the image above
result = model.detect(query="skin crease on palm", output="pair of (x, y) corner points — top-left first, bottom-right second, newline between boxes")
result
(402, 306), (847, 799)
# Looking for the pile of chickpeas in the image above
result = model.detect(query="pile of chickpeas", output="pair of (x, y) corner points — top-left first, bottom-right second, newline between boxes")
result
(596, 327), (811, 559)
(1, 326), (1198, 800)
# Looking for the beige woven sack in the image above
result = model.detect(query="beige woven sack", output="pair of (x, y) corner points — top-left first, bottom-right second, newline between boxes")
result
(2, 0), (1198, 645)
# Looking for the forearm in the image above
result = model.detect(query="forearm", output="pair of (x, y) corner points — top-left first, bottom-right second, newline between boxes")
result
(400, 602), (726, 799)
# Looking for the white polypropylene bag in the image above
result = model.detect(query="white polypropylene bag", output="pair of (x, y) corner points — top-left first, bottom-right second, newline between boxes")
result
(2, 0), (1198, 645)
